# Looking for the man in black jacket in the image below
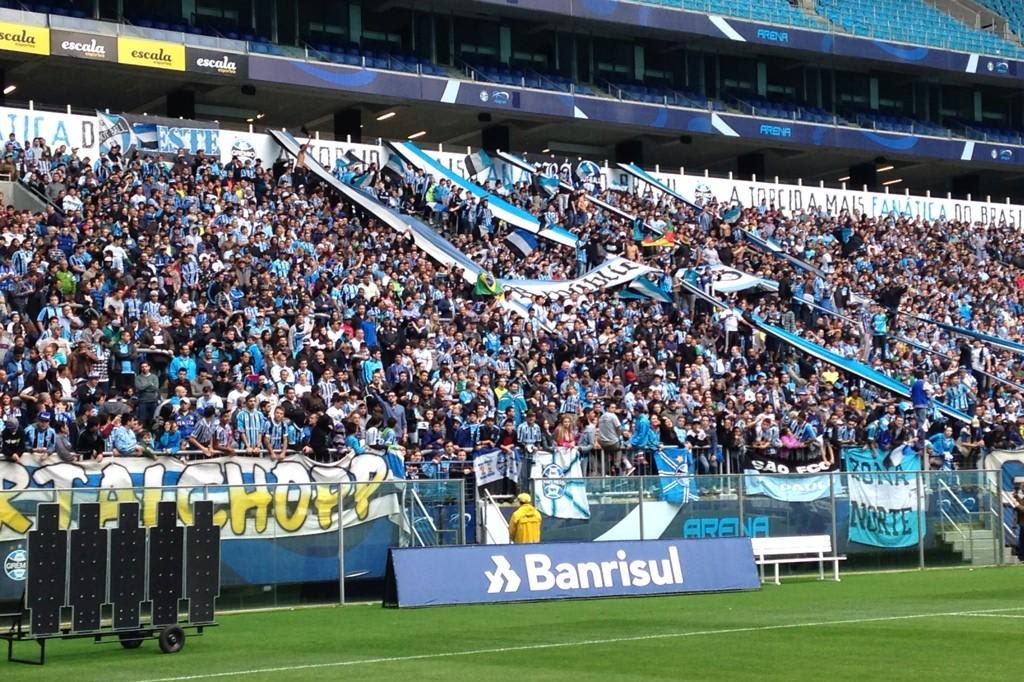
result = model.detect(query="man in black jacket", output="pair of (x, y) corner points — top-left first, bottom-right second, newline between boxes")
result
(76, 417), (105, 462)
(1, 420), (22, 462)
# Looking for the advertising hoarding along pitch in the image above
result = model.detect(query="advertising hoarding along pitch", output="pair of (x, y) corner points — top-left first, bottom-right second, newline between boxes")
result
(383, 538), (759, 607)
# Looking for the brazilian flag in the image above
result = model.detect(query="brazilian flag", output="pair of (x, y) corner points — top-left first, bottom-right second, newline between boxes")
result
(473, 271), (504, 296)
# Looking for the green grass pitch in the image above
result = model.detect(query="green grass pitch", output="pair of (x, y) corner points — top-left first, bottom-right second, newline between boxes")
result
(4, 566), (1022, 681)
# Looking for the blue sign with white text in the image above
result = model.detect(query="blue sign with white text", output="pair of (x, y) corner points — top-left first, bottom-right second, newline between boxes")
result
(383, 538), (759, 607)
(844, 446), (925, 548)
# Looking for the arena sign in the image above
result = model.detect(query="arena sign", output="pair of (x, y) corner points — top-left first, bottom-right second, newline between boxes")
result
(383, 538), (759, 607)
(0, 453), (403, 542)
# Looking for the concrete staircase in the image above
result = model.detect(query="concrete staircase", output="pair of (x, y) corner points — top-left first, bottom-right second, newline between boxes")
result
(940, 526), (1009, 564)
(0, 180), (51, 214)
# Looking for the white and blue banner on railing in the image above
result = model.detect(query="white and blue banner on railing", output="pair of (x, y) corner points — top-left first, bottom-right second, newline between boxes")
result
(473, 448), (521, 487)
(843, 445), (925, 548)
(530, 447), (590, 520)
(654, 448), (699, 504)
(383, 537), (760, 607)
(743, 471), (833, 502)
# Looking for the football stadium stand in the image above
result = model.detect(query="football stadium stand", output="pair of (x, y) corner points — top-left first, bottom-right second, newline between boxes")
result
(814, 0), (1023, 56)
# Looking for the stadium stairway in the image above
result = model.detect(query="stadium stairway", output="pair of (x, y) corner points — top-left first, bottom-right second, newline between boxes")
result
(0, 179), (52, 214)
(939, 527), (1007, 564)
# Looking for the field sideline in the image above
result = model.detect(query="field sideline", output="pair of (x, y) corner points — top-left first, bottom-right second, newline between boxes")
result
(4, 566), (1022, 681)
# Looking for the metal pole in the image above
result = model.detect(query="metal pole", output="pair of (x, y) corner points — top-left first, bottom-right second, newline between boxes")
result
(637, 476), (645, 541)
(991, 471), (1002, 566)
(917, 470), (925, 570)
(338, 482), (346, 605)
(829, 471), (838, 564)
(737, 470), (746, 536)
(458, 478), (466, 545)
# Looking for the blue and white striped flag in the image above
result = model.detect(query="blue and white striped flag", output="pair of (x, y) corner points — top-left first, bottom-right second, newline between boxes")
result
(136, 123), (159, 150)
(464, 149), (492, 178)
(538, 173), (559, 197)
(504, 229), (539, 259)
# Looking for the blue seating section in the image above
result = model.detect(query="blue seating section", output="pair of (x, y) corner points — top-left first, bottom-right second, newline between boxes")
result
(953, 119), (1024, 144)
(816, 0), (1024, 58)
(848, 109), (949, 136)
(301, 40), (448, 75)
(737, 97), (843, 124)
(632, 0), (824, 29)
(466, 61), (594, 94)
(608, 81), (724, 110)
(973, 0), (1024, 44)
(20, 2), (88, 18)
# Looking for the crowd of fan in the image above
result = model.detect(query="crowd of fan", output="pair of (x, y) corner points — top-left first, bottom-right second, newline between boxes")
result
(0, 130), (1018, 480)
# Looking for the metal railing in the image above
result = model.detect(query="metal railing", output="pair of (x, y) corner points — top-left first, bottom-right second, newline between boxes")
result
(506, 470), (1006, 570)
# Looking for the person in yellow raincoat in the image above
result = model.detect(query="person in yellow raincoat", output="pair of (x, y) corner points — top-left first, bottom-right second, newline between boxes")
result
(508, 493), (542, 543)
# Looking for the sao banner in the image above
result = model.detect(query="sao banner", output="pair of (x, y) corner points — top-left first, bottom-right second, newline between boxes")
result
(843, 445), (925, 548)
(654, 448), (699, 504)
(743, 471), (833, 502)
(530, 447), (590, 520)
(473, 448), (521, 487)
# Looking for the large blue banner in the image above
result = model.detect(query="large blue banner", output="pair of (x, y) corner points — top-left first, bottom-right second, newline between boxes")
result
(744, 473), (832, 502)
(843, 446), (925, 548)
(384, 538), (759, 607)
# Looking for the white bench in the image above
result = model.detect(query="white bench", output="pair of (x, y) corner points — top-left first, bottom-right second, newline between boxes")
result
(750, 535), (846, 585)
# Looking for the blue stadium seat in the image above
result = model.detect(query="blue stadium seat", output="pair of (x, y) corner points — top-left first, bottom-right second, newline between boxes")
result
(815, 0), (1024, 56)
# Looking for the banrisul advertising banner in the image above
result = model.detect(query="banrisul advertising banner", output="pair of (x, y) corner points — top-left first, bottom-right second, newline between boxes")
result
(843, 446), (924, 548)
(50, 29), (116, 62)
(384, 538), (759, 607)
(186, 46), (248, 79)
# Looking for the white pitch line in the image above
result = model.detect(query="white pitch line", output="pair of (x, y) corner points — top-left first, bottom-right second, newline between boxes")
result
(135, 606), (1024, 682)
(958, 613), (1024, 619)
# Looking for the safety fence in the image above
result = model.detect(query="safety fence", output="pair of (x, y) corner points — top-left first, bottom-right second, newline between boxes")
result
(0, 478), (466, 609)
(481, 469), (1011, 573)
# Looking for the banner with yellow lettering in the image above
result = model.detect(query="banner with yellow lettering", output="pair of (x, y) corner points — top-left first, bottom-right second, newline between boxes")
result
(117, 35), (185, 71)
(0, 452), (403, 542)
(0, 21), (49, 55)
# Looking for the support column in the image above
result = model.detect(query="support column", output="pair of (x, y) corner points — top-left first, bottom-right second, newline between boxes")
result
(481, 125), (510, 152)
(614, 139), (643, 165)
(737, 152), (764, 181)
(849, 162), (876, 189)
(333, 109), (361, 143)
(166, 90), (195, 119)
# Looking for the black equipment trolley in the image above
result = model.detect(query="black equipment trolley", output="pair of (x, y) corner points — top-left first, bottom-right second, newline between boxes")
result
(1, 499), (220, 665)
